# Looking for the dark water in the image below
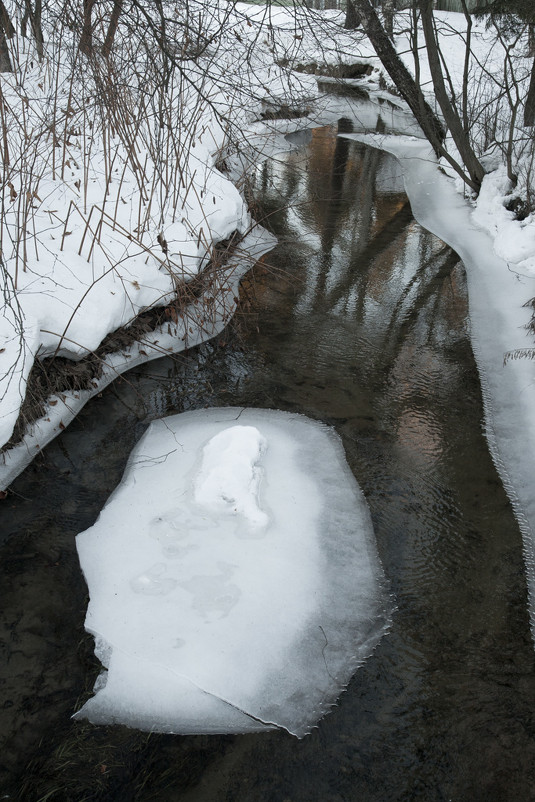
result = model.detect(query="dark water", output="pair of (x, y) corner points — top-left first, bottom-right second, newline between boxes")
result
(2, 121), (535, 801)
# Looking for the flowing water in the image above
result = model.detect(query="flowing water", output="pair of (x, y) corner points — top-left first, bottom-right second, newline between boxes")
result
(2, 115), (535, 801)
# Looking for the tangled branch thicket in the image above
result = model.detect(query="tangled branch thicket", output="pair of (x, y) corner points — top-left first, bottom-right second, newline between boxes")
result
(0, 0), (320, 451)
(0, 0), (255, 281)
(426, 8), (535, 210)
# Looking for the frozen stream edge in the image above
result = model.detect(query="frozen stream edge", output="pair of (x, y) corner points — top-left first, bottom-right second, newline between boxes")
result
(342, 132), (535, 638)
(0, 226), (276, 491)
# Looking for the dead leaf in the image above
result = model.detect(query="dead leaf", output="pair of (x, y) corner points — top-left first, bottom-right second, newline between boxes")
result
(157, 233), (168, 254)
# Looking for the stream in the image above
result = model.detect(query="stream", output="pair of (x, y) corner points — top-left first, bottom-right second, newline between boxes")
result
(2, 108), (535, 801)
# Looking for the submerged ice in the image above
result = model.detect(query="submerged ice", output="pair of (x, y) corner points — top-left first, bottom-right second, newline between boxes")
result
(75, 408), (389, 737)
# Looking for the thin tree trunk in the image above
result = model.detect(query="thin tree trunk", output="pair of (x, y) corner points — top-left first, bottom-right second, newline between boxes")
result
(418, 0), (484, 189)
(23, 0), (44, 60)
(80, 0), (96, 56)
(0, 33), (12, 72)
(103, 0), (124, 59)
(524, 57), (535, 126)
(351, 0), (445, 152)
(33, 0), (43, 58)
(0, 1), (14, 73)
(345, 0), (361, 30)
(528, 23), (535, 58)
(0, 1), (14, 38)
(383, 0), (395, 39)
(459, 0), (472, 132)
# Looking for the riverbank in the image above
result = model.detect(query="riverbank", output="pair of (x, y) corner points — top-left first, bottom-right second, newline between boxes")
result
(0, 1), (319, 478)
(344, 132), (535, 633)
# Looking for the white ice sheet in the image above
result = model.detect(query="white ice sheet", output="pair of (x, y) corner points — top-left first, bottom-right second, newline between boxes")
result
(75, 407), (389, 736)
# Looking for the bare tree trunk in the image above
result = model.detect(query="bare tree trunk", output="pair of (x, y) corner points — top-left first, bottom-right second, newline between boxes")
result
(527, 22), (535, 58)
(418, 0), (484, 190)
(345, 0), (361, 30)
(0, 1), (14, 73)
(0, 0), (14, 38)
(32, 0), (43, 58)
(103, 0), (124, 59)
(22, 0), (44, 60)
(524, 58), (535, 126)
(80, 0), (96, 56)
(350, 0), (445, 152)
(459, 0), (471, 131)
(383, 0), (395, 39)
(0, 34), (11, 71)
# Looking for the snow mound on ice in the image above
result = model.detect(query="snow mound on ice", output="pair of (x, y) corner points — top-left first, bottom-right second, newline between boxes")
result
(194, 425), (269, 528)
(75, 407), (389, 737)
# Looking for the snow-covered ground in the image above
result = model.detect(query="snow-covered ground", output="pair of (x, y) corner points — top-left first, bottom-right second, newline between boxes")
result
(0, 2), (316, 478)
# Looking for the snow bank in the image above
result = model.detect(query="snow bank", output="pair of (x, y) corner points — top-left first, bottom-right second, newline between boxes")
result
(0, 227), (275, 490)
(0, 0), (320, 457)
(392, 10), (535, 277)
(341, 132), (535, 635)
(472, 167), (535, 277)
(0, 296), (39, 449)
(75, 407), (389, 736)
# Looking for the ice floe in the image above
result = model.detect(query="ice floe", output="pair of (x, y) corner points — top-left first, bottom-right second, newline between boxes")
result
(75, 407), (389, 737)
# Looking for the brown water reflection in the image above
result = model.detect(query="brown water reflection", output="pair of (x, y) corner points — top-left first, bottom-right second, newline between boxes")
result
(1, 120), (535, 801)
